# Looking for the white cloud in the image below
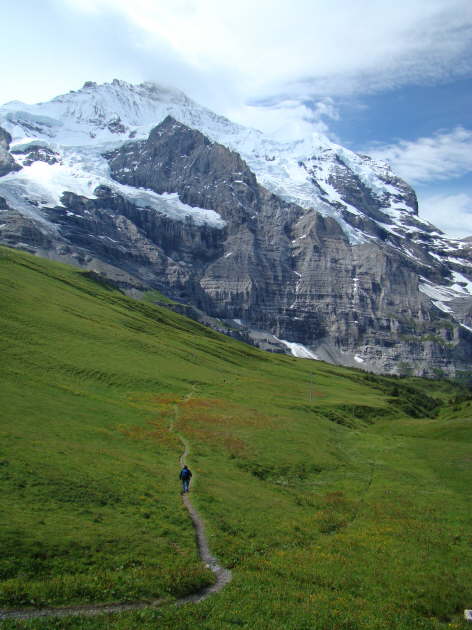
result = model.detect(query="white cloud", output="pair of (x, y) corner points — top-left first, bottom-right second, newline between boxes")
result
(419, 192), (472, 238)
(51, 0), (472, 142)
(62, 0), (102, 11)
(227, 98), (339, 141)
(0, 0), (472, 144)
(4, 1), (472, 145)
(367, 128), (472, 184)
(62, 0), (472, 101)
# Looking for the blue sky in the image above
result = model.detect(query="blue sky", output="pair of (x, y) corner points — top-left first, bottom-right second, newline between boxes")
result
(321, 78), (472, 147)
(2, 0), (472, 237)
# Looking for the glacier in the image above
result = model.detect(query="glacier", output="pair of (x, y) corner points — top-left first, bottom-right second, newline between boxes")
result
(0, 79), (432, 240)
(1, 78), (472, 375)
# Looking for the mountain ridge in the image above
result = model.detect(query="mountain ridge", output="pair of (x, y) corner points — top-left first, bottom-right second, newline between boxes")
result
(0, 79), (471, 376)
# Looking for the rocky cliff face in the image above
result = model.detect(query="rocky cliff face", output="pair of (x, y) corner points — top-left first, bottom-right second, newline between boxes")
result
(104, 117), (472, 375)
(0, 127), (20, 177)
(1, 80), (472, 376)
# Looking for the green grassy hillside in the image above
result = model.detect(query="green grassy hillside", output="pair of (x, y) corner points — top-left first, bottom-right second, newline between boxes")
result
(1, 245), (471, 629)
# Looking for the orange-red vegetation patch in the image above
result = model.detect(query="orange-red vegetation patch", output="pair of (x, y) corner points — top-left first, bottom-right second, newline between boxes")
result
(173, 398), (262, 456)
(222, 436), (247, 457)
(176, 423), (249, 458)
(180, 398), (273, 429)
(116, 422), (181, 450)
(153, 394), (182, 405)
(181, 398), (219, 409)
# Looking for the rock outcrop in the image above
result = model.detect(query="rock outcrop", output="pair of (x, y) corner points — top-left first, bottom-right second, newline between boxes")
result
(1, 80), (472, 376)
(0, 127), (20, 177)
(103, 117), (472, 375)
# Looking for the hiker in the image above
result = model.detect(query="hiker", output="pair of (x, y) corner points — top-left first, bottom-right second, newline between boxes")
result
(179, 464), (192, 493)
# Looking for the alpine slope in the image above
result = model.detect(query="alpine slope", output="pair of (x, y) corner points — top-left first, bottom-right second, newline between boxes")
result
(1, 79), (471, 375)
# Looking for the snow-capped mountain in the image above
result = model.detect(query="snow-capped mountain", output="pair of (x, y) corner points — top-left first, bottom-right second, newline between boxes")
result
(1, 79), (471, 376)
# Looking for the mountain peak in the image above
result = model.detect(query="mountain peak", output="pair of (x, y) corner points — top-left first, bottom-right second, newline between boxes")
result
(0, 79), (210, 148)
(70, 78), (189, 105)
(1, 79), (472, 376)
(0, 79), (432, 243)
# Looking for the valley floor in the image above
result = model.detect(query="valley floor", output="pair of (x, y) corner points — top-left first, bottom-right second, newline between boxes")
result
(1, 246), (471, 629)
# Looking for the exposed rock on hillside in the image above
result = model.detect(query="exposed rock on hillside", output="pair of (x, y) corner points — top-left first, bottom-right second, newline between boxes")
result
(103, 117), (472, 375)
(0, 127), (20, 177)
(1, 80), (472, 376)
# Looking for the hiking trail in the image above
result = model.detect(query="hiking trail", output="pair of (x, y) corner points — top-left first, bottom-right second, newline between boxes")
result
(0, 394), (232, 622)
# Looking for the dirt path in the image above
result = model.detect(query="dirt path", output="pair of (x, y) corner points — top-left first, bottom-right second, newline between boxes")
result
(176, 433), (232, 604)
(0, 402), (231, 622)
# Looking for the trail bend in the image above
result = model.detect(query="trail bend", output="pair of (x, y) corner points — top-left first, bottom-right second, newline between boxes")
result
(0, 398), (232, 622)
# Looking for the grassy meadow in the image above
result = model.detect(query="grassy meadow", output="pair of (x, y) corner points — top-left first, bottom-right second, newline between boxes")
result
(0, 245), (471, 629)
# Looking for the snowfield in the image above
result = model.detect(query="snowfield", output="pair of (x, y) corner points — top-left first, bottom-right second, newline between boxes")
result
(0, 79), (426, 237)
(1, 78), (471, 334)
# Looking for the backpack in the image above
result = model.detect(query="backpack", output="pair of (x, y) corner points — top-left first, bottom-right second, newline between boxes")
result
(181, 468), (190, 480)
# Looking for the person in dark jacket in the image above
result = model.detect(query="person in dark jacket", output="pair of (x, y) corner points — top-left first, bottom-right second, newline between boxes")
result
(179, 465), (192, 493)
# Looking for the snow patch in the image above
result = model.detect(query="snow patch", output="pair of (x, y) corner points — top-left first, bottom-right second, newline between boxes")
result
(277, 338), (319, 360)
(148, 192), (225, 227)
(448, 256), (471, 266)
(418, 278), (469, 315)
(0, 145), (225, 228)
(0, 79), (421, 246)
(451, 271), (472, 294)
(1, 78), (471, 277)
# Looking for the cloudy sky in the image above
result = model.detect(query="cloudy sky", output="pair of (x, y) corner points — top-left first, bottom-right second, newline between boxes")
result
(3, 0), (472, 237)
